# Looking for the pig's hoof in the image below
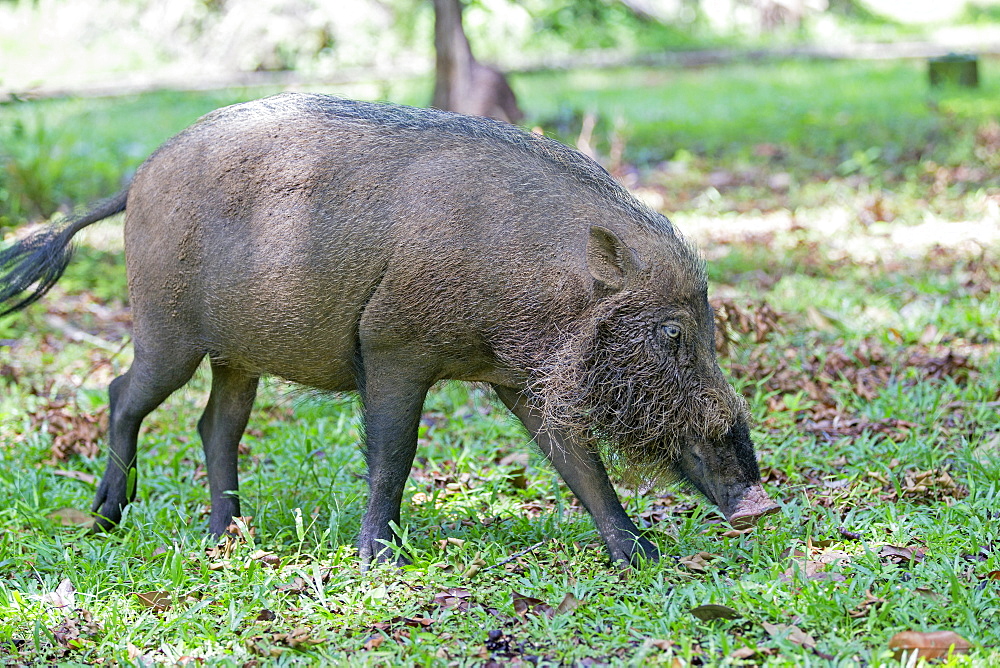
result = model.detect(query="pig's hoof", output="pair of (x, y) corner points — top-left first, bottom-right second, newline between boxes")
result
(89, 508), (121, 533)
(358, 540), (411, 571)
(610, 535), (660, 567)
(89, 495), (124, 533)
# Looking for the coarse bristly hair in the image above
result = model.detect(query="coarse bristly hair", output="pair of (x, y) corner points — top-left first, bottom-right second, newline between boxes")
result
(524, 292), (750, 489)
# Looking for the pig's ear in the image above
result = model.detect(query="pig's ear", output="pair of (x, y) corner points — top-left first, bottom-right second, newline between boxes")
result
(587, 226), (638, 291)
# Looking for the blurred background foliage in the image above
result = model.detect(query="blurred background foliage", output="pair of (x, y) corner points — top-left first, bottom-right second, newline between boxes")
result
(1, 0), (1000, 228)
(2, 0), (994, 89)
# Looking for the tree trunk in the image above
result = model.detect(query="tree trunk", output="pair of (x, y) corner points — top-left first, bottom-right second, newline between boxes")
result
(431, 0), (523, 124)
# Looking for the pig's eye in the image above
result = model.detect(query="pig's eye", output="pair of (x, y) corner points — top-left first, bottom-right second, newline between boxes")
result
(662, 323), (681, 339)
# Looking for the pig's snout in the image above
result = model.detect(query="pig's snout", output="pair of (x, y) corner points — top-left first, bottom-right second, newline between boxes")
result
(674, 423), (780, 529)
(723, 482), (780, 529)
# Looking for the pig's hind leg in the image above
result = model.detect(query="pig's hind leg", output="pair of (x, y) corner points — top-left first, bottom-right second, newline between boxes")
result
(197, 361), (259, 536)
(92, 347), (204, 531)
(493, 384), (659, 566)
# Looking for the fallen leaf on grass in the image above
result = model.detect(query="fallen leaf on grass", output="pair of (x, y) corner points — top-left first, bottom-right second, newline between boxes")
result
(276, 576), (310, 595)
(900, 468), (968, 503)
(436, 537), (466, 549)
(206, 516), (256, 559)
(848, 590), (886, 619)
(889, 630), (971, 660)
(36, 578), (76, 608)
(971, 432), (1000, 465)
(51, 469), (97, 485)
(47, 507), (96, 529)
(372, 617), (434, 631)
(690, 604), (740, 621)
(246, 627), (324, 657)
(730, 646), (778, 660)
(762, 622), (816, 649)
(271, 627), (323, 649)
(134, 591), (172, 612)
(433, 588), (473, 611)
(462, 553), (487, 577)
(226, 516), (255, 540)
(555, 592), (583, 615)
(512, 591), (554, 619)
(249, 550), (281, 569)
(880, 545), (926, 565)
(679, 551), (717, 572)
(780, 544), (851, 582)
(30, 400), (108, 463)
(508, 466), (528, 490)
(50, 608), (101, 649)
(363, 617), (434, 648)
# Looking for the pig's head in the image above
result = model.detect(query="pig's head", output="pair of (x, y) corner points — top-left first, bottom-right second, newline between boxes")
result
(528, 223), (779, 528)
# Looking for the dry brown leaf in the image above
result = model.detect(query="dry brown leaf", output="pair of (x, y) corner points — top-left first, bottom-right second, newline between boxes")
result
(51, 469), (97, 485)
(37, 578), (76, 608)
(31, 400), (108, 463)
(555, 592), (583, 615)
(782, 545), (851, 582)
(463, 553), (487, 578)
(690, 604), (740, 621)
(730, 646), (777, 660)
(134, 591), (172, 612)
(880, 545), (926, 565)
(51, 608), (101, 648)
(226, 516), (256, 540)
(47, 507), (96, 529)
(508, 466), (528, 490)
(762, 622), (816, 649)
(848, 590), (886, 619)
(433, 588), (472, 611)
(889, 630), (971, 660)
(805, 305), (839, 332)
(679, 551), (717, 572)
(915, 586), (947, 601)
(271, 626), (322, 648)
(512, 591), (554, 620)
(250, 550), (281, 569)
(276, 576), (310, 595)
(127, 643), (143, 660)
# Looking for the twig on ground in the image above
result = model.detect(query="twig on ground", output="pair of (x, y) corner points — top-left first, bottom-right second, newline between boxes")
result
(481, 541), (546, 572)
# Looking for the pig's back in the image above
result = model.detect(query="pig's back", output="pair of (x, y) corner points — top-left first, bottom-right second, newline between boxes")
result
(123, 94), (663, 390)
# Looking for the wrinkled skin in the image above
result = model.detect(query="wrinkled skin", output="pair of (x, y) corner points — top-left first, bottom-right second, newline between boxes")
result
(0, 93), (779, 568)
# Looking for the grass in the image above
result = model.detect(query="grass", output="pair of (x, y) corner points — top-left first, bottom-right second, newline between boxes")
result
(1, 59), (999, 665)
(4, 57), (1000, 225)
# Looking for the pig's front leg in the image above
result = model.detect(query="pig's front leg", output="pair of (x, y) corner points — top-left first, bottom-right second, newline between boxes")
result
(492, 385), (659, 566)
